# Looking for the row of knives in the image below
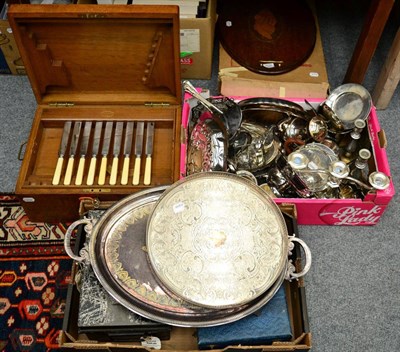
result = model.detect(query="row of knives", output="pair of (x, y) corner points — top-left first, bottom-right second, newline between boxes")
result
(52, 120), (155, 186)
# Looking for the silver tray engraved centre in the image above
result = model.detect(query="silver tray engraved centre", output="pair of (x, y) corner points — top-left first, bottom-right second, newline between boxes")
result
(147, 173), (288, 308)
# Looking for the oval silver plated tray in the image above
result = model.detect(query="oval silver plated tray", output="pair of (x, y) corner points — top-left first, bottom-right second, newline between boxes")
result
(64, 186), (288, 327)
(146, 172), (289, 309)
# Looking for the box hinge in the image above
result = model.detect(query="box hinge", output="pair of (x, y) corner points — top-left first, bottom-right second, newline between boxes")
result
(48, 102), (74, 107)
(144, 102), (170, 107)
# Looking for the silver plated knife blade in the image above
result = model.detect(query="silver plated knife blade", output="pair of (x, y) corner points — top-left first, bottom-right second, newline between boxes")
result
(121, 122), (134, 185)
(110, 122), (124, 185)
(123, 122), (134, 156)
(113, 122), (124, 156)
(64, 121), (82, 185)
(101, 122), (114, 157)
(87, 121), (103, 186)
(75, 121), (92, 185)
(145, 122), (155, 157)
(98, 122), (114, 185)
(144, 122), (155, 185)
(91, 121), (103, 158)
(79, 121), (93, 157)
(59, 121), (72, 157)
(52, 121), (72, 185)
(69, 121), (82, 157)
(133, 121), (144, 185)
(135, 122), (144, 157)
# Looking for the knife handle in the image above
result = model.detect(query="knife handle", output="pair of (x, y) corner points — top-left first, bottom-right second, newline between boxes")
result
(98, 156), (108, 186)
(87, 157), (97, 186)
(121, 156), (130, 185)
(110, 156), (119, 185)
(64, 157), (74, 185)
(144, 156), (152, 185)
(75, 157), (85, 186)
(133, 156), (141, 185)
(52, 157), (64, 185)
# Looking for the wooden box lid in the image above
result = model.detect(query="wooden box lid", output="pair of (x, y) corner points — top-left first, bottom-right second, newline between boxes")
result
(7, 4), (181, 106)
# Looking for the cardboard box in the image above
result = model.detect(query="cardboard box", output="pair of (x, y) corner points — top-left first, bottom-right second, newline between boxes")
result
(0, 20), (25, 75)
(181, 94), (395, 226)
(218, 6), (329, 99)
(60, 204), (311, 351)
(180, 0), (216, 80)
(62, 280), (311, 351)
(1, 0), (216, 78)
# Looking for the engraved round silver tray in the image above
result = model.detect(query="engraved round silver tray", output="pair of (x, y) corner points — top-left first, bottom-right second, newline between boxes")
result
(63, 186), (305, 327)
(321, 83), (372, 131)
(146, 172), (311, 309)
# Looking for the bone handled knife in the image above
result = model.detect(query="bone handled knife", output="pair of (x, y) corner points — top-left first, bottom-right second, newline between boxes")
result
(75, 121), (92, 186)
(110, 122), (124, 185)
(52, 121), (72, 186)
(87, 121), (103, 186)
(144, 122), (155, 186)
(121, 121), (134, 185)
(132, 121), (144, 185)
(98, 121), (113, 186)
(64, 121), (82, 185)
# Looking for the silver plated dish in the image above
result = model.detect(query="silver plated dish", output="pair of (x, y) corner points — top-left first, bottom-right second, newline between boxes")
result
(238, 97), (306, 125)
(63, 186), (305, 327)
(288, 143), (339, 193)
(229, 122), (280, 172)
(186, 114), (227, 175)
(238, 97), (306, 114)
(321, 83), (372, 131)
(146, 172), (311, 309)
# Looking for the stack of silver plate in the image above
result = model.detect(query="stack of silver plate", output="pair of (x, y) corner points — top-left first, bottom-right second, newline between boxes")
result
(64, 172), (311, 327)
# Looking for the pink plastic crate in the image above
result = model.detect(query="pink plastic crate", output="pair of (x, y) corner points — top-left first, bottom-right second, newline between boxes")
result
(181, 94), (395, 226)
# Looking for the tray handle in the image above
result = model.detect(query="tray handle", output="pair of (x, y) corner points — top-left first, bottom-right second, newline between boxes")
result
(285, 235), (312, 281)
(64, 218), (93, 263)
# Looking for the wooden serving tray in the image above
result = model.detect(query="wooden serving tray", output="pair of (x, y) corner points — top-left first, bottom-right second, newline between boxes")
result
(8, 4), (182, 222)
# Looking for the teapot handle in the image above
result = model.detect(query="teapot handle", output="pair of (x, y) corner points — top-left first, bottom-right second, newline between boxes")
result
(286, 236), (312, 281)
(64, 218), (93, 263)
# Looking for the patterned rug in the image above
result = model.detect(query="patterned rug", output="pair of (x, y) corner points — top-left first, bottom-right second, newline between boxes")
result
(0, 195), (72, 352)
(0, 196), (68, 243)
